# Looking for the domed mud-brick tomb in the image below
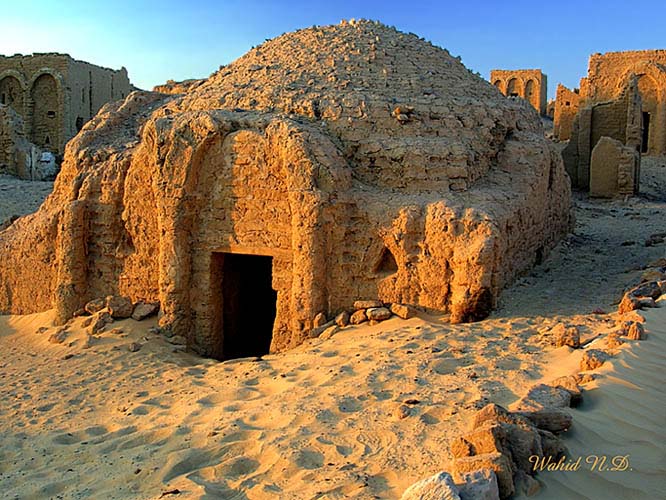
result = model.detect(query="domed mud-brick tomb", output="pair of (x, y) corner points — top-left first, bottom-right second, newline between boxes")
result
(0, 20), (571, 359)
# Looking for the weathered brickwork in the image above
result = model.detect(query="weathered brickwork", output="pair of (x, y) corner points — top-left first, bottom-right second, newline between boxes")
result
(0, 53), (133, 155)
(490, 69), (548, 115)
(553, 84), (581, 140)
(554, 50), (666, 154)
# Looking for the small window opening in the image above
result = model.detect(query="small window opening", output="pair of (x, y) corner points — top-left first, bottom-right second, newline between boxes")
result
(45, 135), (50, 145)
(75, 116), (84, 132)
(47, 110), (56, 118)
(1, 93), (5, 104)
(565, 101), (570, 106)
(374, 247), (398, 276)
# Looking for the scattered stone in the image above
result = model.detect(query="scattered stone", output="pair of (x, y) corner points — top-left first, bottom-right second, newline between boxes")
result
(401, 471), (461, 500)
(516, 408), (573, 433)
(349, 309), (368, 325)
(335, 311), (350, 327)
(366, 307), (391, 321)
(90, 311), (113, 335)
(453, 453), (514, 499)
(456, 469), (500, 500)
(515, 384), (571, 411)
(537, 429), (568, 460)
(548, 375), (583, 405)
(353, 300), (383, 310)
(514, 470), (541, 497)
(128, 342), (142, 352)
(606, 332), (624, 348)
(131, 301), (159, 321)
(319, 325), (339, 340)
(106, 295), (134, 319)
(84, 298), (106, 315)
(640, 268), (666, 282)
(82, 334), (96, 349)
(575, 373), (597, 384)
(62, 353), (75, 360)
(313, 312), (327, 328)
(390, 303), (417, 319)
(72, 308), (88, 317)
(580, 349), (610, 371)
(48, 328), (68, 344)
(35, 326), (49, 335)
(395, 404), (412, 419)
(552, 324), (580, 348)
(167, 335), (187, 345)
(455, 423), (507, 457)
(81, 316), (94, 328)
(644, 234), (665, 247)
(626, 322), (646, 340)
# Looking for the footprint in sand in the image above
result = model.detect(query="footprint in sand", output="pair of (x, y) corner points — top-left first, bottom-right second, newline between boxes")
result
(338, 396), (362, 413)
(295, 449), (324, 470)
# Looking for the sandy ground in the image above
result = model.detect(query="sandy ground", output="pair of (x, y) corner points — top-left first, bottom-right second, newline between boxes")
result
(0, 174), (54, 227)
(0, 158), (665, 499)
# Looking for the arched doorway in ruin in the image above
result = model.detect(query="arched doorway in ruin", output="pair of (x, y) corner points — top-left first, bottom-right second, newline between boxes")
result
(524, 79), (535, 108)
(0, 75), (24, 117)
(637, 74), (658, 154)
(493, 80), (503, 93)
(506, 78), (520, 97)
(30, 73), (60, 151)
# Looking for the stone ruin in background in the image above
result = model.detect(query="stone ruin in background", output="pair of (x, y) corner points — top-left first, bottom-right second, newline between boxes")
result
(553, 50), (666, 197)
(0, 21), (573, 360)
(0, 53), (133, 180)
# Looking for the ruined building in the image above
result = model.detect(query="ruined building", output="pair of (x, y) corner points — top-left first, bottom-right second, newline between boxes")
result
(490, 69), (548, 115)
(0, 21), (572, 359)
(557, 50), (665, 195)
(554, 50), (666, 154)
(0, 53), (133, 169)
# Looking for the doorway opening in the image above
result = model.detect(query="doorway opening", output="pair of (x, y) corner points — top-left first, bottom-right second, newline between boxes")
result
(642, 112), (650, 153)
(212, 252), (276, 360)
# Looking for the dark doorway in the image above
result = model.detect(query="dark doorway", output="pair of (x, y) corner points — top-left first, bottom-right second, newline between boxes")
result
(214, 252), (276, 360)
(642, 112), (650, 153)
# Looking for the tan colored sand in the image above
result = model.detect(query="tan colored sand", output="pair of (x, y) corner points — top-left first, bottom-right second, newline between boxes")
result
(0, 157), (664, 498)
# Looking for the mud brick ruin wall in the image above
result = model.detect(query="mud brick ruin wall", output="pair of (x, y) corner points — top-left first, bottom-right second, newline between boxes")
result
(490, 69), (547, 115)
(555, 50), (666, 155)
(0, 53), (133, 155)
(563, 78), (642, 189)
(553, 84), (580, 140)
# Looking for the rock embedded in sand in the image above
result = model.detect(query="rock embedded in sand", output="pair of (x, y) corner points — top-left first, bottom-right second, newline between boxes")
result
(456, 469), (500, 500)
(626, 322), (646, 340)
(366, 307), (391, 321)
(453, 453), (514, 499)
(313, 312), (327, 328)
(580, 349), (610, 371)
(354, 300), (383, 310)
(514, 470), (541, 497)
(395, 404), (412, 419)
(106, 295), (134, 319)
(516, 383), (572, 410)
(400, 471), (461, 500)
(390, 303), (417, 319)
(606, 332), (624, 348)
(515, 408), (573, 433)
(84, 298), (106, 315)
(127, 342), (142, 352)
(48, 328), (68, 344)
(350, 310), (368, 325)
(548, 375), (583, 405)
(131, 301), (159, 321)
(90, 311), (113, 335)
(552, 324), (580, 348)
(334, 311), (349, 327)
(319, 325), (339, 340)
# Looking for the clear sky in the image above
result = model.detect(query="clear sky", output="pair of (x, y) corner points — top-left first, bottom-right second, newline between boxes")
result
(1, 0), (664, 99)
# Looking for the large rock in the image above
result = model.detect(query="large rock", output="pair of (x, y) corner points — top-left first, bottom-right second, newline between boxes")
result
(453, 453), (514, 499)
(106, 295), (134, 319)
(457, 469), (500, 500)
(401, 471), (461, 500)
(580, 349), (611, 371)
(132, 301), (159, 321)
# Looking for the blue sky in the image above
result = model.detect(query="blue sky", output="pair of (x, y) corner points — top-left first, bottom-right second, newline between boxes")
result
(1, 1), (664, 99)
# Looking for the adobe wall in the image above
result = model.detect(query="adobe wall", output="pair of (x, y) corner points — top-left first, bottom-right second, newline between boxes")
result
(553, 84), (580, 140)
(563, 78), (642, 189)
(0, 53), (133, 156)
(582, 50), (666, 155)
(491, 69), (548, 115)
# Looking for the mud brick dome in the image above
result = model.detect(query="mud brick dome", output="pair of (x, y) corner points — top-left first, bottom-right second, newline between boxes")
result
(0, 20), (572, 359)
